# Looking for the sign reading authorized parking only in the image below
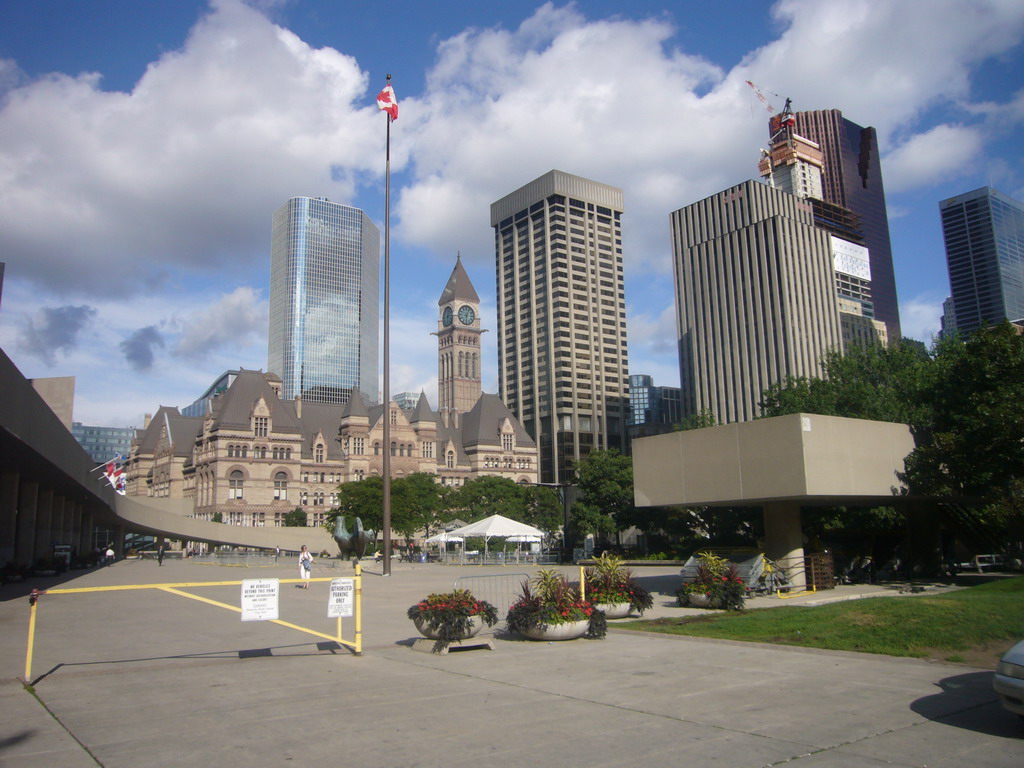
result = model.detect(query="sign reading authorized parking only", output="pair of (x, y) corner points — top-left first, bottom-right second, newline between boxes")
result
(328, 578), (355, 618)
(241, 579), (280, 621)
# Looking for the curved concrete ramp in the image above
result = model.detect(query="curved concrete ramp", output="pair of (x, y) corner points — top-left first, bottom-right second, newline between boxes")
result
(114, 496), (339, 554)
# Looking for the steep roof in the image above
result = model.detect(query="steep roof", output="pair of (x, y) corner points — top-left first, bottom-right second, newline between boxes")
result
(341, 389), (369, 419)
(135, 405), (200, 456)
(410, 392), (436, 424)
(438, 254), (480, 306)
(211, 369), (301, 434)
(460, 393), (536, 449)
(287, 400), (344, 460)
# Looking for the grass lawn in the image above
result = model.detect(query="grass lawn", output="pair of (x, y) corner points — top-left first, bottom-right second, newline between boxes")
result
(618, 576), (1024, 667)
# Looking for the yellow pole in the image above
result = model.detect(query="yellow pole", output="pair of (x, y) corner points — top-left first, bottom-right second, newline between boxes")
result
(579, 565), (586, 601)
(24, 591), (40, 683)
(354, 562), (363, 655)
(336, 616), (342, 642)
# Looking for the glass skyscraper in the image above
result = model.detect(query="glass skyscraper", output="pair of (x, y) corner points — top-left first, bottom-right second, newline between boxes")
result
(940, 187), (1024, 336)
(268, 197), (379, 405)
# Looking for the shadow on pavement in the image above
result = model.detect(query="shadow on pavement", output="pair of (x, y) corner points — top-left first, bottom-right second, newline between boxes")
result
(910, 670), (1024, 738)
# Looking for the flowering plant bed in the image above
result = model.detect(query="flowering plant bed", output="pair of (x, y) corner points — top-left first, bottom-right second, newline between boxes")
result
(407, 589), (499, 653)
(676, 551), (747, 611)
(584, 553), (654, 616)
(506, 569), (607, 639)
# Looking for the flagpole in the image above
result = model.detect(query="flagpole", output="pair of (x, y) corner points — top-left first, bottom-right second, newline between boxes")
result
(382, 73), (393, 577)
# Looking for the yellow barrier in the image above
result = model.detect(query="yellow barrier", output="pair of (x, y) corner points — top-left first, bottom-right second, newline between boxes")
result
(23, 565), (362, 683)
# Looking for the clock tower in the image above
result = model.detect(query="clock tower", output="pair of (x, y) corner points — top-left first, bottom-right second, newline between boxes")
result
(437, 254), (483, 419)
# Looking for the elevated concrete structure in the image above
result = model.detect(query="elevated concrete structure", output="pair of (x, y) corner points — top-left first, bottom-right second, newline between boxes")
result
(1, 348), (337, 563)
(633, 413), (916, 587)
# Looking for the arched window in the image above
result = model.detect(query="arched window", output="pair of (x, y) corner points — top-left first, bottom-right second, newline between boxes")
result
(240, 445), (248, 458)
(273, 472), (288, 501)
(446, 451), (455, 469)
(229, 470), (244, 500)
(374, 442), (380, 455)
(315, 444), (324, 463)
(285, 447), (292, 460)
(300, 491), (308, 505)
(390, 442), (397, 456)
(227, 445), (236, 458)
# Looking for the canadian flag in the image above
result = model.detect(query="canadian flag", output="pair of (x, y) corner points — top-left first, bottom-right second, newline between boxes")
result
(377, 83), (398, 121)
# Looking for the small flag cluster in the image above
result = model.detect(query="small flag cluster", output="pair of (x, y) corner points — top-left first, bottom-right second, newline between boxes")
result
(101, 455), (126, 495)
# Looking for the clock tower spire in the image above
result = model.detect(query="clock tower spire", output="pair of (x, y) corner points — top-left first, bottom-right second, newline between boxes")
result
(437, 253), (483, 419)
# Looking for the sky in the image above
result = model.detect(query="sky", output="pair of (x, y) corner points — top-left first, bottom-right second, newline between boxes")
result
(1, 0), (1023, 428)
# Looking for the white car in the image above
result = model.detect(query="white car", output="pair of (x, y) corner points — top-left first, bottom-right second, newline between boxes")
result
(994, 638), (1024, 721)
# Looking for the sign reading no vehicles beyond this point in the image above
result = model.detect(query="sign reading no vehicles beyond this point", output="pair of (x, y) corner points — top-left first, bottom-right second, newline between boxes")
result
(241, 579), (280, 621)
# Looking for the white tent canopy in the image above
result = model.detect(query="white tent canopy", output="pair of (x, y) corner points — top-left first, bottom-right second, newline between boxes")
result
(445, 514), (545, 540)
(426, 514), (546, 557)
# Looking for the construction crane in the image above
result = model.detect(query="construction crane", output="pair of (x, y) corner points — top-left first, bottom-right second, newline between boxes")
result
(746, 81), (796, 188)
(745, 80), (779, 115)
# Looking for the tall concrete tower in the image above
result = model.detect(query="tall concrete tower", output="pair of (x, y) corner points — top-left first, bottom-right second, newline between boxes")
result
(670, 180), (843, 424)
(491, 170), (630, 483)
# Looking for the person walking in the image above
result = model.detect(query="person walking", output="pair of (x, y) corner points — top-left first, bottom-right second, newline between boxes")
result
(157, 543), (165, 566)
(298, 545), (314, 588)
(105, 546), (115, 566)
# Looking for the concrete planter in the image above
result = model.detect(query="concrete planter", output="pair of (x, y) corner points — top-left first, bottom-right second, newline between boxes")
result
(413, 614), (483, 641)
(595, 602), (632, 619)
(523, 619), (590, 641)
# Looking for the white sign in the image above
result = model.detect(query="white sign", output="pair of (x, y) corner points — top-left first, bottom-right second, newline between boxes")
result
(328, 578), (355, 618)
(241, 579), (280, 621)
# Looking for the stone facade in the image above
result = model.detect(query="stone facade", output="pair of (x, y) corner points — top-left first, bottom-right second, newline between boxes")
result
(124, 258), (539, 526)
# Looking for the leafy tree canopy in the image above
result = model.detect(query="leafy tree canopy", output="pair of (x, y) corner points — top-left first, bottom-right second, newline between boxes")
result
(571, 449), (633, 535)
(282, 508), (307, 527)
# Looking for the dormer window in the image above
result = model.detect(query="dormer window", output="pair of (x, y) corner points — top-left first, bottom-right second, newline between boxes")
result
(502, 433), (514, 452)
(253, 416), (268, 437)
(315, 443), (325, 463)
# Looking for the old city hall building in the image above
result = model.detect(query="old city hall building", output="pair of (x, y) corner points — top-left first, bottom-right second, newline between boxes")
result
(125, 257), (539, 526)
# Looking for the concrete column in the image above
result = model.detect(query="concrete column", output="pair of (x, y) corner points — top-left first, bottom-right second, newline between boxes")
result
(61, 498), (75, 545)
(79, 508), (94, 556)
(113, 525), (124, 557)
(51, 494), (65, 545)
(15, 481), (38, 566)
(0, 472), (19, 565)
(34, 489), (54, 562)
(763, 501), (806, 589)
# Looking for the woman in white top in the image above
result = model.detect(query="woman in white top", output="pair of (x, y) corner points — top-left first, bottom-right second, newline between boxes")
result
(298, 545), (314, 588)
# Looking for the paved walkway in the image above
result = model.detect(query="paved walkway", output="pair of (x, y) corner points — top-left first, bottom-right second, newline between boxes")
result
(1, 560), (1020, 767)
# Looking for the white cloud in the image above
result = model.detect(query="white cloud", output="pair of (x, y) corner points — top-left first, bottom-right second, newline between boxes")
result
(174, 286), (267, 359)
(882, 124), (984, 193)
(899, 293), (946, 344)
(0, 0), (381, 298)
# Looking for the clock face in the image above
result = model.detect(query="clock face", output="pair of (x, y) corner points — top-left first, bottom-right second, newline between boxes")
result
(442, 306), (453, 327)
(458, 305), (475, 325)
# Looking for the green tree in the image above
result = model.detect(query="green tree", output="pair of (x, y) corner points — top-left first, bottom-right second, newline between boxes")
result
(330, 476), (384, 533)
(282, 507), (307, 527)
(211, 511), (223, 523)
(521, 485), (563, 536)
(391, 473), (448, 540)
(674, 408), (717, 431)
(902, 323), (1024, 500)
(571, 449), (633, 536)
(449, 476), (526, 521)
(759, 339), (931, 424)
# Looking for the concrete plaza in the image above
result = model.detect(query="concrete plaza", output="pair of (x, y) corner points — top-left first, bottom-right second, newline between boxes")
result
(1, 558), (1021, 767)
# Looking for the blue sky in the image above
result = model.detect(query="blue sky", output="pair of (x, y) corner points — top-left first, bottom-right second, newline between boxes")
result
(1, 0), (1023, 427)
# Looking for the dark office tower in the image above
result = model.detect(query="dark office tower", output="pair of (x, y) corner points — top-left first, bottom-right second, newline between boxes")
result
(670, 180), (843, 424)
(940, 187), (1024, 335)
(792, 110), (900, 341)
(490, 170), (630, 484)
